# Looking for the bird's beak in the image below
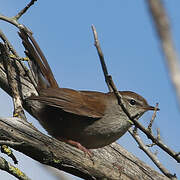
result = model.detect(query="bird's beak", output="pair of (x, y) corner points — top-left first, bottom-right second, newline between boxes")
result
(143, 105), (160, 111)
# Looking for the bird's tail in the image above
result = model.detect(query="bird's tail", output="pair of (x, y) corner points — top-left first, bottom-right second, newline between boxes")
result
(18, 27), (59, 92)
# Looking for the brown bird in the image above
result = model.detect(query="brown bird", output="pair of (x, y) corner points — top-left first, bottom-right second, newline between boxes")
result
(19, 29), (158, 155)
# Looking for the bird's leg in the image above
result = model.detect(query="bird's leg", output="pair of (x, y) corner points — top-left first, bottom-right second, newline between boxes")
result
(57, 137), (92, 157)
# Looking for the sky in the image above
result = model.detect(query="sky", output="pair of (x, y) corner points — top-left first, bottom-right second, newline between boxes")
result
(0, 0), (180, 179)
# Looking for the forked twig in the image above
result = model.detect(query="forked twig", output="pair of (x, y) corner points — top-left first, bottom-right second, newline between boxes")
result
(0, 0), (37, 28)
(129, 128), (177, 179)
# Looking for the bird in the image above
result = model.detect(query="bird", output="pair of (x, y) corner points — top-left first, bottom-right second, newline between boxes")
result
(18, 28), (159, 155)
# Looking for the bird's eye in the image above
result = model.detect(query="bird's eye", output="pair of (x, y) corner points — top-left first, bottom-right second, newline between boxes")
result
(129, 99), (136, 105)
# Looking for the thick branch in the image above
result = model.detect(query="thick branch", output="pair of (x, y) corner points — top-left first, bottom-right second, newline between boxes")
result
(0, 117), (168, 180)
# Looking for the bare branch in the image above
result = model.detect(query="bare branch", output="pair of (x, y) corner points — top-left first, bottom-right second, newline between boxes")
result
(132, 117), (180, 163)
(129, 129), (177, 180)
(91, 25), (113, 92)
(0, 156), (31, 180)
(148, 103), (159, 132)
(0, 15), (20, 28)
(91, 25), (137, 123)
(1, 145), (18, 164)
(0, 0), (37, 29)
(14, 0), (37, 20)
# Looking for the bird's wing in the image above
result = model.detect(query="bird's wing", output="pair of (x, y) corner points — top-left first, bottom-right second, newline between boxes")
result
(27, 88), (106, 118)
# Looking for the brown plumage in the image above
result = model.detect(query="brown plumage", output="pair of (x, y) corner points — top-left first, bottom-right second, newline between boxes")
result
(19, 29), (158, 153)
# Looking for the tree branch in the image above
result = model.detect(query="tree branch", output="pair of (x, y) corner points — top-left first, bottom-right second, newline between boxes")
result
(129, 128), (176, 179)
(0, 117), (168, 180)
(0, 156), (31, 180)
(91, 24), (113, 92)
(14, 0), (37, 20)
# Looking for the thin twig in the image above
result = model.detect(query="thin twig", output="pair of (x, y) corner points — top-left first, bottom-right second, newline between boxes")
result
(91, 25), (135, 121)
(91, 25), (113, 92)
(133, 117), (180, 163)
(129, 129), (177, 180)
(14, 0), (37, 20)
(148, 103), (159, 132)
(146, 125), (161, 148)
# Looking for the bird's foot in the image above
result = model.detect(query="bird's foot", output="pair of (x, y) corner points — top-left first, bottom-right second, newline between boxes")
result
(57, 137), (92, 157)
